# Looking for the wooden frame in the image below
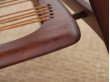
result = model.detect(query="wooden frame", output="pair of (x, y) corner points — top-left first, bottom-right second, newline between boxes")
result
(0, 0), (80, 68)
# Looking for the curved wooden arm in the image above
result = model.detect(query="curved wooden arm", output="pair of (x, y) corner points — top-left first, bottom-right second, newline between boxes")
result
(0, 0), (80, 68)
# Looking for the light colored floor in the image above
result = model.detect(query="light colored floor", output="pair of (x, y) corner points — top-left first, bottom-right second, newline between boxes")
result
(0, 0), (109, 82)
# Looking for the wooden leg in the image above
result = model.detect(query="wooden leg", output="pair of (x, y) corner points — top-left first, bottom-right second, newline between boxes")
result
(89, 0), (109, 51)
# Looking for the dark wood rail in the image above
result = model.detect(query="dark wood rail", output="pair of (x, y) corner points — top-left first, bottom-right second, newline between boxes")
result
(0, 0), (80, 69)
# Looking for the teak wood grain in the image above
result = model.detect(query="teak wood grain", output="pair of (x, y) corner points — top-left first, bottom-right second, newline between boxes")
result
(0, 0), (80, 68)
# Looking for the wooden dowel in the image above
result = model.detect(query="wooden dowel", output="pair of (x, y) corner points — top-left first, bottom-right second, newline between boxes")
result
(0, 5), (48, 18)
(0, 18), (50, 31)
(0, 0), (32, 8)
(0, 8), (49, 24)
(0, 11), (49, 24)
(0, 0), (19, 5)
(0, 14), (51, 29)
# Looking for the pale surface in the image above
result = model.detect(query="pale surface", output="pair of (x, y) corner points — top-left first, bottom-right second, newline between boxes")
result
(0, 0), (108, 82)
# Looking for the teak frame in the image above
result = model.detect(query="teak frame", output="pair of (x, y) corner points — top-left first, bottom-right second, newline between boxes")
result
(0, 0), (80, 68)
